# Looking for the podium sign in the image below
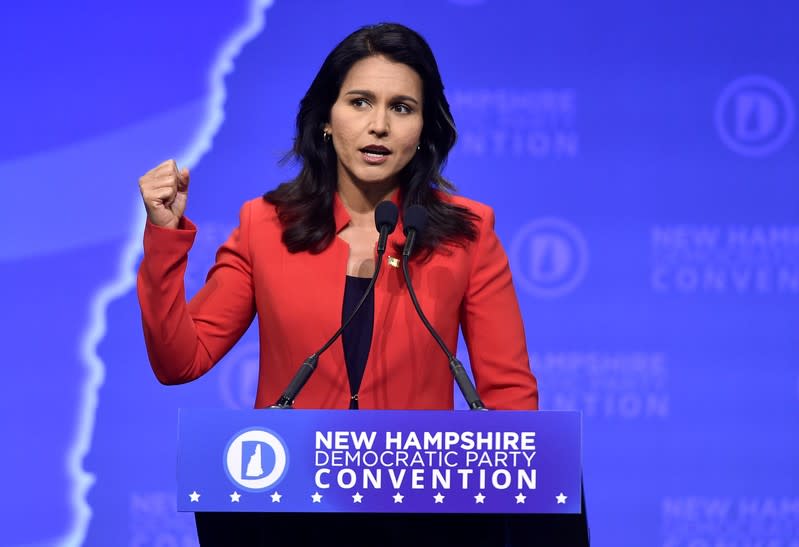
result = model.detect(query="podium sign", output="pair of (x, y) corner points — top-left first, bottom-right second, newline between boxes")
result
(177, 409), (581, 514)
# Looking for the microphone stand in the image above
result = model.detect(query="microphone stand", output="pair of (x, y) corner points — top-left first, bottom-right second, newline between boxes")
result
(400, 258), (487, 411)
(401, 207), (487, 411)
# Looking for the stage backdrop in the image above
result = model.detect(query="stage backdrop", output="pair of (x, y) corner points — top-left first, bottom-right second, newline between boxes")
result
(1, 1), (797, 546)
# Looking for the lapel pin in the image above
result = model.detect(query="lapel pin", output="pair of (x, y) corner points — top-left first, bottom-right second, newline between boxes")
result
(387, 256), (400, 268)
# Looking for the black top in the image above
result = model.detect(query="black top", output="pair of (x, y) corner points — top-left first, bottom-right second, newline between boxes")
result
(341, 275), (374, 409)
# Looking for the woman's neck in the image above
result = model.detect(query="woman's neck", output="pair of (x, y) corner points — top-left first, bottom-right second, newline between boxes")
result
(337, 178), (399, 227)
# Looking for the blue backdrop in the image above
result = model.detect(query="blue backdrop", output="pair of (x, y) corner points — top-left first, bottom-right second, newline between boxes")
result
(2, 1), (797, 545)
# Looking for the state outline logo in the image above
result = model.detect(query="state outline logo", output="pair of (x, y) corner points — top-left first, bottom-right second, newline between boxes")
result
(510, 217), (589, 298)
(715, 74), (795, 157)
(224, 427), (289, 492)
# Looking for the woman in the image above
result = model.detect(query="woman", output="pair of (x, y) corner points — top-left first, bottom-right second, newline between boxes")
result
(138, 23), (548, 546)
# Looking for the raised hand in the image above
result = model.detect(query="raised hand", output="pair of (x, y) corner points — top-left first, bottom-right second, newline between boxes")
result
(138, 159), (190, 229)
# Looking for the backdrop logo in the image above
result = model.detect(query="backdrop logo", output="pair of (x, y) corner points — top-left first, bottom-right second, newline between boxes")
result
(650, 225), (799, 294)
(224, 428), (288, 491)
(662, 496), (799, 545)
(715, 75), (795, 157)
(450, 88), (578, 158)
(511, 218), (588, 298)
(218, 341), (259, 409)
(130, 490), (197, 545)
(531, 351), (669, 419)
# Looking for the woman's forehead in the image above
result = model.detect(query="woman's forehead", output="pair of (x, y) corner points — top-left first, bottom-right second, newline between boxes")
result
(340, 56), (422, 98)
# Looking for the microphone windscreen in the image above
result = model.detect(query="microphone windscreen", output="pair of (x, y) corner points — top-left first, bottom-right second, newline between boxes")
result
(375, 201), (399, 233)
(403, 205), (428, 236)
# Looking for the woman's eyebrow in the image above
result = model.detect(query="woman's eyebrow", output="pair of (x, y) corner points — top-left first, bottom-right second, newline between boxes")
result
(344, 89), (420, 105)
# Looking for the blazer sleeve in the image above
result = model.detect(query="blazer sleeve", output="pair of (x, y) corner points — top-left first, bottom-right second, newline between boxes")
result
(136, 203), (256, 384)
(459, 204), (539, 410)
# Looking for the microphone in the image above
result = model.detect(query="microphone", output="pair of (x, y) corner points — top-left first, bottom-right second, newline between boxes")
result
(271, 200), (399, 408)
(402, 205), (427, 258)
(401, 205), (487, 410)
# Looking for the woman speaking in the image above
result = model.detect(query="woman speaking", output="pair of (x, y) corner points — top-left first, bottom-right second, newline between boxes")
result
(137, 22), (544, 546)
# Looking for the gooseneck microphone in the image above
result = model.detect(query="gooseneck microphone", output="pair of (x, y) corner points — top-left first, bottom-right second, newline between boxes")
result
(401, 206), (487, 410)
(271, 200), (399, 409)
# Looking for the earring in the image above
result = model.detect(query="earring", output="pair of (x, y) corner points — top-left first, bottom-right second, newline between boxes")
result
(416, 144), (421, 151)
(323, 130), (331, 143)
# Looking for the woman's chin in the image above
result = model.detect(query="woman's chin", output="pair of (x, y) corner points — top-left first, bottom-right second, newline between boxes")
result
(348, 175), (400, 189)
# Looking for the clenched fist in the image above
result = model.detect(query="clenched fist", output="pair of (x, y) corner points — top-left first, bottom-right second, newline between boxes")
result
(138, 159), (190, 229)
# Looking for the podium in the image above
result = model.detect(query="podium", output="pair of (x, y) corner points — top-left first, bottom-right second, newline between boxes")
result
(177, 409), (587, 546)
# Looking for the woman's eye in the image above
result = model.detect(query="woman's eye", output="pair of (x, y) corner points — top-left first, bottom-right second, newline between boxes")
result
(393, 103), (412, 114)
(351, 98), (369, 108)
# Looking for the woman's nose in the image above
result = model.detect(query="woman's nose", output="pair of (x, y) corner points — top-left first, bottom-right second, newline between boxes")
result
(369, 109), (389, 137)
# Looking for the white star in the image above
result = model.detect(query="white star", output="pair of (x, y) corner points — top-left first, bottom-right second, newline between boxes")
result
(515, 493), (526, 504)
(230, 491), (241, 503)
(393, 492), (404, 504)
(433, 492), (445, 504)
(311, 492), (323, 503)
(271, 491), (282, 503)
(189, 491), (200, 502)
(352, 492), (364, 503)
(556, 493), (567, 504)
(474, 492), (486, 504)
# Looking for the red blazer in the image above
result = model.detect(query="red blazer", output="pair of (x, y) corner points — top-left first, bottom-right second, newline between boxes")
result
(137, 193), (538, 410)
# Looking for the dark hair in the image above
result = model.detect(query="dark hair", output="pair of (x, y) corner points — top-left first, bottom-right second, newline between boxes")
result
(264, 22), (478, 256)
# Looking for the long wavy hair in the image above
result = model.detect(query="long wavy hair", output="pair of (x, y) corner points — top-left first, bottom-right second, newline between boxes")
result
(264, 23), (478, 256)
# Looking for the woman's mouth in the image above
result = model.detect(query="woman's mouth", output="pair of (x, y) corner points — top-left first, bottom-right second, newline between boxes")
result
(360, 145), (391, 164)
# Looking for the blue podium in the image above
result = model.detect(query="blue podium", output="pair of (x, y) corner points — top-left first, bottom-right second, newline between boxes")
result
(177, 409), (582, 516)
